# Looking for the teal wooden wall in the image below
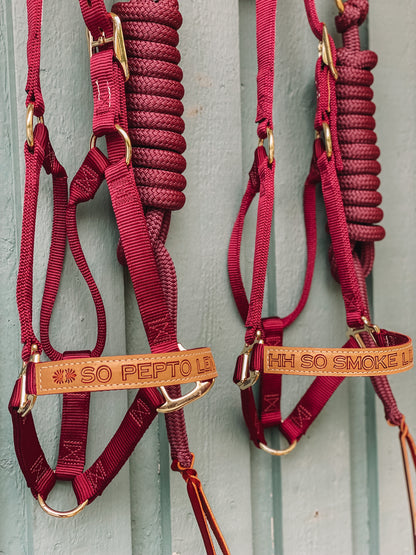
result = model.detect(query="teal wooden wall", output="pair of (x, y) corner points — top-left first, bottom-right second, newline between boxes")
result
(1, 0), (416, 553)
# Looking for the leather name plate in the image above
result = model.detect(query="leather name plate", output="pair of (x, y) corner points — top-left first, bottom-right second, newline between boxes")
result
(32, 348), (217, 394)
(263, 339), (413, 377)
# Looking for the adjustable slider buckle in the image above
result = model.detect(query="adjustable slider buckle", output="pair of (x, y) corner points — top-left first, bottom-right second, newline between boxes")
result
(87, 12), (129, 81)
(18, 345), (40, 417)
(236, 331), (262, 390)
(347, 316), (381, 348)
(335, 0), (345, 15)
(156, 343), (215, 413)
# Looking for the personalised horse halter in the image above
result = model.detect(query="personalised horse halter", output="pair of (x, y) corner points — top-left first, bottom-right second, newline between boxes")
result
(228, 0), (416, 548)
(10, 1), (229, 553)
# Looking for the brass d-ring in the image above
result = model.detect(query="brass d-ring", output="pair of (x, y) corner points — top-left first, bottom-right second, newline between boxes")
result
(322, 122), (333, 159)
(115, 124), (132, 165)
(37, 495), (88, 518)
(258, 127), (275, 164)
(335, 0), (345, 14)
(90, 124), (132, 165)
(259, 439), (297, 456)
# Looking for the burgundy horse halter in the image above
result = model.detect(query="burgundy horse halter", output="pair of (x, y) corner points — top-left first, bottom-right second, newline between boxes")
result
(229, 0), (416, 547)
(10, 1), (229, 553)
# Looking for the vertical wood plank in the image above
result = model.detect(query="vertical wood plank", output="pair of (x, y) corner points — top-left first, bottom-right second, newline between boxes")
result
(267, 2), (354, 553)
(237, 1), (373, 553)
(371, 1), (416, 553)
(0, 1), (28, 553)
(165, 1), (254, 553)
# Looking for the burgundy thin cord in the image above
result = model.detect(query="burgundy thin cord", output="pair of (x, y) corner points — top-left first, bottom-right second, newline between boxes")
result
(113, 0), (192, 466)
(334, 0), (402, 426)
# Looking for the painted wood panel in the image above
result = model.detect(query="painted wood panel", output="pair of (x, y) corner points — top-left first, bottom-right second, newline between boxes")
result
(371, 2), (416, 554)
(1, 0), (416, 554)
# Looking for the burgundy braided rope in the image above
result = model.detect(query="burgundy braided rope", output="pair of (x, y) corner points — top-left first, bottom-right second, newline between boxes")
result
(335, 0), (402, 426)
(113, 0), (192, 466)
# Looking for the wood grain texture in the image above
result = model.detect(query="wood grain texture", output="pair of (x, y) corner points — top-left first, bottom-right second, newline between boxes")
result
(2, 0), (415, 553)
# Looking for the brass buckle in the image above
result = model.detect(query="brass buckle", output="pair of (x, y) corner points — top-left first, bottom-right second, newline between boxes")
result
(236, 331), (262, 390)
(347, 316), (381, 348)
(156, 343), (215, 413)
(318, 24), (339, 80)
(18, 345), (40, 417)
(258, 128), (275, 164)
(38, 495), (88, 518)
(259, 438), (297, 456)
(87, 12), (129, 81)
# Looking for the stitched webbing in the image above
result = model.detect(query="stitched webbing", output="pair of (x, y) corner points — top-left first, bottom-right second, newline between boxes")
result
(113, 0), (192, 467)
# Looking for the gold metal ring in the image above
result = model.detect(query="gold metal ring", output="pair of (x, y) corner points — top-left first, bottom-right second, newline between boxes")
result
(37, 495), (88, 518)
(90, 124), (132, 165)
(322, 122), (333, 159)
(335, 0), (345, 14)
(26, 104), (44, 149)
(258, 127), (275, 164)
(259, 439), (297, 456)
(115, 124), (132, 165)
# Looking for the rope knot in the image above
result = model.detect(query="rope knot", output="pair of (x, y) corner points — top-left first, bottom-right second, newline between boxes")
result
(401, 417), (410, 438)
(171, 453), (200, 485)
(336, 0), (368, 33)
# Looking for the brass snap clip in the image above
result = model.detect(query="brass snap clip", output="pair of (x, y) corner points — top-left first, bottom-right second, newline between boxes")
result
(87, 12), (129, 81)
(335, 0), (345, 15)
(347, 316), (381, 348)
(318, 24), (339, 81)
(236, 330), (263, 390)
(18, 344), (40, 417)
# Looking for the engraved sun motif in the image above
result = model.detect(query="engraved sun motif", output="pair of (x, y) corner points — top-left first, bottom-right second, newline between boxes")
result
(52, 368), (77, 384)
(65, 369), (77, 383)
(53, 369), (65, 384)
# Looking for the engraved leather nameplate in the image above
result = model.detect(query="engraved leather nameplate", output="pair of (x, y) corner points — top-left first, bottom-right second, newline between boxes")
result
(31, 348), (217, 395)
(263, 338), (413, 377)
